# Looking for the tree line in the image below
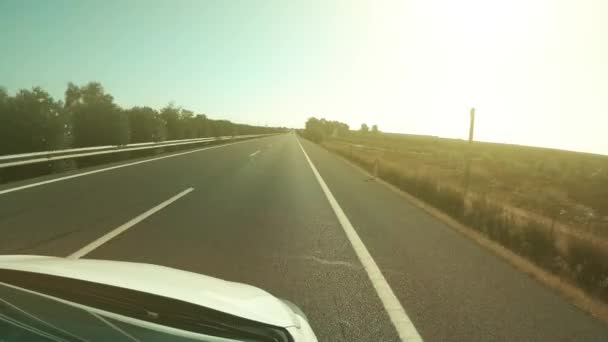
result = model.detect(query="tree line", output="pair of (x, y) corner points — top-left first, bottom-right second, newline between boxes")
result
(301, 116), (379, 142)
(0, 82), (285, 156)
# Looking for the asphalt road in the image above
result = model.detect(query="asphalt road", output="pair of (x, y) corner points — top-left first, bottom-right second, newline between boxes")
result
(1, 133), (607, 341)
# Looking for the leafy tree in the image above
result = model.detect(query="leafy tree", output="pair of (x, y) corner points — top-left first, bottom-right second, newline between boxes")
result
(212, 120), (232, 137)
(160, 104), (182, 140)
(179, 109), (196, 139)
(360, 123), (369, 133)
(304, 117), (325, 142)
(192, 114), (210, 138)
(0, 87), (8, 106)
(371, 124), (379, 134)
(64, 82), (80, 108)
(0, 81), (286, 156)
(126, 106), (165, 143)
(68, 82), (129, 147)
(303, 117), (350, 142)
(333, 121), (349, 136)
(0, 87), (68, 155)
(0, 87), (10, 154)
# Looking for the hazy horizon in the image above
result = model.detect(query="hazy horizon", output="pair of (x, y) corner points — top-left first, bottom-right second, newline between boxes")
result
(2, 0), (607, 155)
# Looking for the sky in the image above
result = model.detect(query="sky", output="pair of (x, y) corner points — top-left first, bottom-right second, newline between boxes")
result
(1, 0), (607, 155)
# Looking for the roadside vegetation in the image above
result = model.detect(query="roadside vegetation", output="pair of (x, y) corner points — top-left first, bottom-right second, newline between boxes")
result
(0, 82), (284, 156)
(300, 117), (608, 305)
(0, 82), (285, 183)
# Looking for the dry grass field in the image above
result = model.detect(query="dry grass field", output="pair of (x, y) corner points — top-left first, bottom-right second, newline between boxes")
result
(316, 131), (608, 304)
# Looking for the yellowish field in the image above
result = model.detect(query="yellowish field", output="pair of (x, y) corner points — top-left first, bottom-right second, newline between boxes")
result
(317, 133), (608, 305)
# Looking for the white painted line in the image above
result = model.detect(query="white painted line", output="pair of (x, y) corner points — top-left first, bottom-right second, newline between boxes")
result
(0, 139), (253, 196)
(68, 188), (194, 259)
(249, 150), (261, 157)
(296, 138), (423, 342)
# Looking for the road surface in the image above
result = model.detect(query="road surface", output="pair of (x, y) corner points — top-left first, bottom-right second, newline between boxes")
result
(1, 133), (607, 341)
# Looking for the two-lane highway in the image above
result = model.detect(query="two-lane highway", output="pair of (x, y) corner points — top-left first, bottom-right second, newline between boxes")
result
(1, 133), (607, 341)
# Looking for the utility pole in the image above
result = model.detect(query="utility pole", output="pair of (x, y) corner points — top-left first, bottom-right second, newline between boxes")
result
(468, 108), (475, 143)
(463, 108), (475, 195)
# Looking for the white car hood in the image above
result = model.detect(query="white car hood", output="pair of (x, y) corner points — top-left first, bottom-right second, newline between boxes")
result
(0, 255), (299, 329)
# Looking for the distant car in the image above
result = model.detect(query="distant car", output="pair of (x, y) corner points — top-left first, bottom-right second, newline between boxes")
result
(0, 256), (317, 341)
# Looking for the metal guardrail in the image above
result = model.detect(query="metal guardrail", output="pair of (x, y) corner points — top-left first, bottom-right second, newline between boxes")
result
(0, 134), (269, 169)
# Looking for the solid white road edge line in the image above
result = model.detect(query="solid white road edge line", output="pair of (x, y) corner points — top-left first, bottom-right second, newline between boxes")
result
(0, 139), (254, 196)
(296, 138), (423, 342)
(249, 150), (261, 157)
(68, 188), (194, 259)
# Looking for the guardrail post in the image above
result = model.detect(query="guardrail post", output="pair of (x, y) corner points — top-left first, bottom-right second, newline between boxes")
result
(374, 157), (379, 179)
